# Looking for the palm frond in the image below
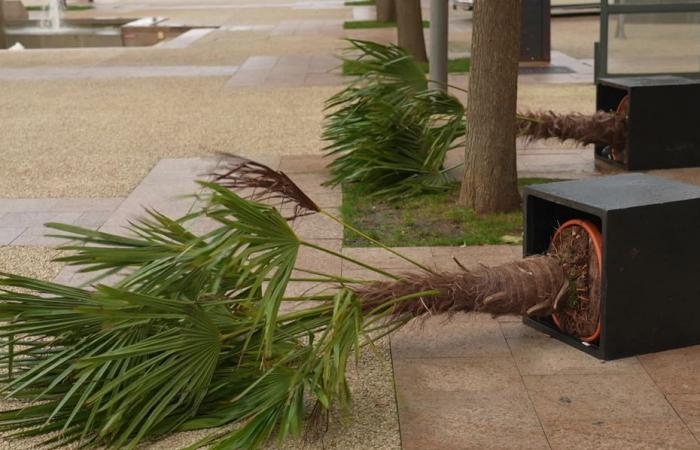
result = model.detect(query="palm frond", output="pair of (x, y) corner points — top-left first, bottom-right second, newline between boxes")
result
(323, 39), (466, 200)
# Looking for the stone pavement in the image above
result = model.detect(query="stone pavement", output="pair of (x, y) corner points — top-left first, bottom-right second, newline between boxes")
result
(5, 154), (700, 448)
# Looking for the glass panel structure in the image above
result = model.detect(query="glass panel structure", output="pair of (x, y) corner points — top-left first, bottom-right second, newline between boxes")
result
(597, 0), (700, 77)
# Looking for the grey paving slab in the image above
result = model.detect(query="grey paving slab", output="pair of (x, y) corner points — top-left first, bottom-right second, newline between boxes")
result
(0, 227), (25, 245)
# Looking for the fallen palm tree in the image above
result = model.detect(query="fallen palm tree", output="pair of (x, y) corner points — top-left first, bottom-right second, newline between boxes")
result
(0, 157), (601, 449)
(325, 40), (629, 199)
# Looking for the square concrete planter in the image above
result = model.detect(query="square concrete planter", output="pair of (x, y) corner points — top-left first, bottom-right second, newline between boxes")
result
(523, 174), (700, 360)
(596, 76), (700, 171)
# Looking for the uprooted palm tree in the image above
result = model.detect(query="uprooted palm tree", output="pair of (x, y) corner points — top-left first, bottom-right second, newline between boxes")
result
(324, 40), (628, 199)
(0, 156), (599, 450)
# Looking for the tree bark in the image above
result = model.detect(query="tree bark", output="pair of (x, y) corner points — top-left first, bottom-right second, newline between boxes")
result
(376, 0), (396, 22)
(359, 255), (567, 318)
(0, 0), (7, 50)
(459, 0), (521, 214)
(396, 0), (428, 63)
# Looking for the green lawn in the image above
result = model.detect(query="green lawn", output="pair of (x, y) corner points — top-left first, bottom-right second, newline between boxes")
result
(344, 0), (375, 5)
(342, 57), (470, 76)
(343, 20), (430, 29)
(25, 4), (94, 10)
(341, 178), (564, 247)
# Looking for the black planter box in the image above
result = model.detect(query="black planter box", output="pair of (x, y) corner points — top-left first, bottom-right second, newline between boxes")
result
(523, 173), (700, 360)
(596, 76), (700, 171)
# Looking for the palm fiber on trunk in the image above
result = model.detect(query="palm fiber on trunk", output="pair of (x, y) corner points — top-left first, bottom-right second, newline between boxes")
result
(358, 255), (567, 319)
(517, 111), (627, 152)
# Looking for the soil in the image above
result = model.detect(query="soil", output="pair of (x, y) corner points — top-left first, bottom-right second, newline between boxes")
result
(547, 224), (601, 339)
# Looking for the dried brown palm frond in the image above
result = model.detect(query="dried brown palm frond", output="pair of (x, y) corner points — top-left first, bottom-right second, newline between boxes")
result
(517, 111), (628, 154)
(211, 153), (320, 219)
(358, 254), (568, 319)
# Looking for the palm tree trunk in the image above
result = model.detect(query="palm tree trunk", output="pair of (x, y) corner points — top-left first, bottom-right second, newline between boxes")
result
(518, 111), (628, 155)
(396, 0), (428, 63)
(376, 0), (395, 22)
(359, 255), (567, 318)
(459, 0), (521, 214)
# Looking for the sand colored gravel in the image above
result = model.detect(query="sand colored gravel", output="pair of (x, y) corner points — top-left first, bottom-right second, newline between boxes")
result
(0, 78), (338, 198)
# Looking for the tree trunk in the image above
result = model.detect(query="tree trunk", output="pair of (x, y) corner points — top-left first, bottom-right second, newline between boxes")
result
(0, 0), (7, 50)
(359, 255), (567, 318)
(396, 0), (428, 63)
(459, 0), (522, 214)
(376, 0), (395, 22)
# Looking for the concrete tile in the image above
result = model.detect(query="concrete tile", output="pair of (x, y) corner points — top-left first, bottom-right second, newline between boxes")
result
(309, 54), (340, 73)
(342, 246), (435, 271)
(11, 227), (67, 247)
(0, 212), (81, 228)
(287, 173), (335, 193)
(394, 357), (549, 450)
(431, 245), (521, 271)
(279, 154), (330, 174)
(639, 345), (700, 394)
(524, 373), (698, 449)
(74, 211), (114, 228)
(501, 322), (644, 376)
(523, 372), (674, 420)
(667, 394), (700, 437)
(50, 198), (124, 212)
(0, 227), (25, 245)
(0, 198), (57, 213)
(542, 418), (698, 450)
(392, 314), (511, 360)
(295, 244), (342, 276)
(293, 213), (343, 240)
(240, 55), (279, 70)
(224, 68), (269, 88)
(304, 72), (344, 86)
(264, 70), (306, 86)
(341, 267), (395, 282)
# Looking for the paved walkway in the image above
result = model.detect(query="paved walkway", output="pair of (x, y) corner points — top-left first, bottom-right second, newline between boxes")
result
(5, 154), (700, 449)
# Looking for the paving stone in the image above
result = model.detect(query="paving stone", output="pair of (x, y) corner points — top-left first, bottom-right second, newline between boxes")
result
(431, 245), (521, 272)
(288, 173), (336, 193)
(342, 246), (436, 271)
(11, 227), (67, 246)
(50, 198), (125, 212)
(279, 154), (331, 174)
(638, 345), (700, 394)
(394, 356), (549, 450)
(0, 227), (25, 245)
(501, 322), (644, 376)
(296, 242), (342, 275)
(0, 198), (57, 213)
(540, 418), (698, 450)
(293, 212), (343, 240)
(240, 55), (279, 70)
(666, 394), (700, 438)
(224, 68), (269, 87)
(341, 267), (395, 282)
(0, 212), (81, 228)
(74, 211), (114, 229)
(392, 314), (511, 360)
(523, 372), (698, 449)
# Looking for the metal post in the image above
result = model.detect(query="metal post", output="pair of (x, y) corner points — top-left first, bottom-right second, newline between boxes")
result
(429, 0), (448, 90)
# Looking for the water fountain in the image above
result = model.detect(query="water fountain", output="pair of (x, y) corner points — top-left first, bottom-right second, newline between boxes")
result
(1, 1), (194, 48)
(42, 0), (62, 31)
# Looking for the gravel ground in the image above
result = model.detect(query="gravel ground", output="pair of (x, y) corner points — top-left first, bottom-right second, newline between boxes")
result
(1, 79), (338, 198)
(0, 246), (62, 280)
